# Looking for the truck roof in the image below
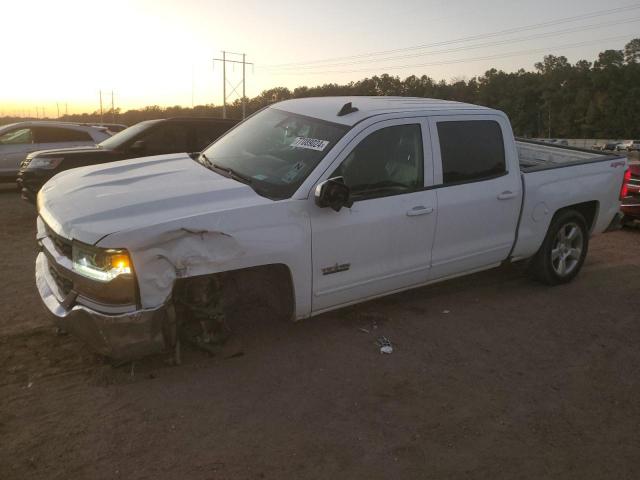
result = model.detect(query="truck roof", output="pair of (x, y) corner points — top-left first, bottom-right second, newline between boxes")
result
(274, 96), (498, 126)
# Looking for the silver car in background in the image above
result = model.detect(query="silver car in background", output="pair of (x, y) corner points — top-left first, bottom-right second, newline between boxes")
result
(0, 121), (111, 182)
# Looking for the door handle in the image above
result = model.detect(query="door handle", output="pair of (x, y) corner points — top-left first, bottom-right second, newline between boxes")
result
(497, 191), (518, 200)
(407, 205), (434, 216)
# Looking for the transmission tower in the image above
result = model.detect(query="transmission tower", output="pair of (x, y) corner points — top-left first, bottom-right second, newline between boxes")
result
(213, 51), (253, 119)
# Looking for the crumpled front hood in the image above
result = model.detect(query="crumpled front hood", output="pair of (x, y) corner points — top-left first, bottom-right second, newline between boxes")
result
(38, 153), (269, 244)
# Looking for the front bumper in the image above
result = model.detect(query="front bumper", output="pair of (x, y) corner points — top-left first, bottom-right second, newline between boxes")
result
(36, 252), (168, 361)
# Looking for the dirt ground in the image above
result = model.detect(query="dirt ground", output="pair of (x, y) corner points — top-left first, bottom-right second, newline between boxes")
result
(1, 184), (639, 480)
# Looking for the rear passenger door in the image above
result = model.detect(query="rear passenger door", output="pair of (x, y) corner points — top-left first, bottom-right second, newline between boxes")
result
(428, 116), (522, 279)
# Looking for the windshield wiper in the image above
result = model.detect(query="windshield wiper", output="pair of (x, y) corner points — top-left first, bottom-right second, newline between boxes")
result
(211, 162), (253, 185)
(199, 153), (213, 166)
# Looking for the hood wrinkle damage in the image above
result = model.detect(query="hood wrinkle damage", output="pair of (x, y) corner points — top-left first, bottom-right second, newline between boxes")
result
(83, 155), (182, 177)
(65, 170), (182, 192)
(39, 153), (269, 245)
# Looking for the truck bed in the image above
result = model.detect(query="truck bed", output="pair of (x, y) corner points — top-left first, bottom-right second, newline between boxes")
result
(516, 139), (621, 172)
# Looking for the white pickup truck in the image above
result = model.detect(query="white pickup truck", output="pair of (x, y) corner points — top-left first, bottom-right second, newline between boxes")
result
(35, 97), (628, 361)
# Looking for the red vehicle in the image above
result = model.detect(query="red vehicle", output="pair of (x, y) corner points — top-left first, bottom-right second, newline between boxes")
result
(621, 161), (640, 223)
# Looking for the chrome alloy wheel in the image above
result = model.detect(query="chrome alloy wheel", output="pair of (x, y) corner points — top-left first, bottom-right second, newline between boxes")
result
(551, 222), (584, 277)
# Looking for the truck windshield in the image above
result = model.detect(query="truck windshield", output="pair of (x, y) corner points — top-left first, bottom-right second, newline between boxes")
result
(98, 120), (162, 150)
(199, 108), (349, 200)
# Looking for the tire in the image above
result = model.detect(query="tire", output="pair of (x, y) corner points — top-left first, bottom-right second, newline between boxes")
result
(530, 209), (589, 285)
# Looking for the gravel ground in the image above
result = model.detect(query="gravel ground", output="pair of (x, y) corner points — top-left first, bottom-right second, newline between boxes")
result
(1, 184), (639, 480)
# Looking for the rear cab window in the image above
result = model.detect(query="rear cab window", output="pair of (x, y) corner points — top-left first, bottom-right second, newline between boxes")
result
(434, 120), (506, 186)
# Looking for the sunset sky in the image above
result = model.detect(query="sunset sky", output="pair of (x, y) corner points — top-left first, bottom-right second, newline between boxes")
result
(1, 0), (639, 116)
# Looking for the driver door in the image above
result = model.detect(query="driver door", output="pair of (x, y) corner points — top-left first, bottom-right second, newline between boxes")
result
(310, 118), (438, 312)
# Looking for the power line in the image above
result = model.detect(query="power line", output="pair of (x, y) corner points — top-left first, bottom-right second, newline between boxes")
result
(264, 16), (640, 72)
(269, 33), (635, 76)
(261, 3), (640, 70)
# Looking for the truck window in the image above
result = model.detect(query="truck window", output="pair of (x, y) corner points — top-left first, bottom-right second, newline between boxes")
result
(199, 108), (349, 200)
(331, 124), (423, 201)
(139, 124), (190, 154)
(437, 120), (505, 185)
(194, 123), (231, 151)
(33, 127), (93, 143)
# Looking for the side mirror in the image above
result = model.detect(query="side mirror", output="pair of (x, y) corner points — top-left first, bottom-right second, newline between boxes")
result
(314, 177), (353, 212)
(129, 139), (146, 154)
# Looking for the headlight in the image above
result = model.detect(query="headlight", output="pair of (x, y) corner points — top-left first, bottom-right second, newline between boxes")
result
(26, 157), (64, 170)
(72, 242), (133, 282)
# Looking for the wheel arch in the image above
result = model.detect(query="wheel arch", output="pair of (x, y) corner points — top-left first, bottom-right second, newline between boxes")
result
(172, 263), (296, 321)
(551, 200), (599, 234)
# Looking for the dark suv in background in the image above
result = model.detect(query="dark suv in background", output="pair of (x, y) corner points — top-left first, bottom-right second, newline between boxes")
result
(17, 117), (238, 203)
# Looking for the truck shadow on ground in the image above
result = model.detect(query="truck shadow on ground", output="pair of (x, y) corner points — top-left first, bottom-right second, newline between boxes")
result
(1, 260), (532, 389)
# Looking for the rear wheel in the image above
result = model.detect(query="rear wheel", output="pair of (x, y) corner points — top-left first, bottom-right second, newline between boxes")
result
(530, 210), (589, 285)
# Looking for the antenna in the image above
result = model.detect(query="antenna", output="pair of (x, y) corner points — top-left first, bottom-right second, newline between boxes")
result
(337, 102), (359, 116)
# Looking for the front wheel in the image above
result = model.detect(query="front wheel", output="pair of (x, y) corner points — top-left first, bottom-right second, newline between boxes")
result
(530, 210), (589, 285)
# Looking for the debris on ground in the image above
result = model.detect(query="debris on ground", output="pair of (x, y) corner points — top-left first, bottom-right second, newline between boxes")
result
(376, 336), (393, 354)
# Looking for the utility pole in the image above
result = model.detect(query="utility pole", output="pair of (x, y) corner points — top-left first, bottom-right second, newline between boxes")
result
(56, 103), (60, 118)
(222, 51), (226, 118)
(99, 90), (104, 124)
(65, 103), (68, 116)
(213, 51), (253, 119)
(242, 53), (246, 119)
(111, 90), (115, 123)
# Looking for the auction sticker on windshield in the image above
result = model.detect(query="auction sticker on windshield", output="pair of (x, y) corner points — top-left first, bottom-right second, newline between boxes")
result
(290, 137), (330, 151)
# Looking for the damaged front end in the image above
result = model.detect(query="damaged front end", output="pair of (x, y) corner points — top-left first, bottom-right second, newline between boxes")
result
(35, 247), (169, 361)
(35, 217), (236, 363)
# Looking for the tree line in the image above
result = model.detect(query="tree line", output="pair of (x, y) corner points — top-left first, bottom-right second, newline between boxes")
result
(3, 38), (639, 138)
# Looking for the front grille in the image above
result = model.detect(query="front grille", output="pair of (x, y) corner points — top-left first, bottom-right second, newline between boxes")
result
(44, 223), (73, 259)
(49, 265), (73, 296)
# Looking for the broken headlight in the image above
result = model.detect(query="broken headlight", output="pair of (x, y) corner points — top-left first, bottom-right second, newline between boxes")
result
(72, 242), (133, 282)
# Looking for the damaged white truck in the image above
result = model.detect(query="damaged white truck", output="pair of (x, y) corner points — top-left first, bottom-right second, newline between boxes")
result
(35, 97), (628, 361)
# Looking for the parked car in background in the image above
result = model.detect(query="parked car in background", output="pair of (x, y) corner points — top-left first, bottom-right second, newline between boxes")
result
(18, 117), (238, 203)
(621, 160), (640, 223)
(615, 142), (629, 152)
(623, 140), (640, 151)
(592, 142), (619, 151)
(0, 121), (110, 183)
(33, 96), (628, 361)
